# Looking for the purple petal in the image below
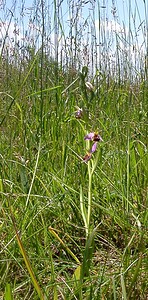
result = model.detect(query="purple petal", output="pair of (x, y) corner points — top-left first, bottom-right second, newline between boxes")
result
(84, 132), (94, 141)
(90, 142), (98, 153)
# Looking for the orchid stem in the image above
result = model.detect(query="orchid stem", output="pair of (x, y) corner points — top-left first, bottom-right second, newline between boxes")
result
(87, 160), (92, 236)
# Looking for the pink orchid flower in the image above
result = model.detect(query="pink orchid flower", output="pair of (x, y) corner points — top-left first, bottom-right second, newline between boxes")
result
(84, 132), (103, 142)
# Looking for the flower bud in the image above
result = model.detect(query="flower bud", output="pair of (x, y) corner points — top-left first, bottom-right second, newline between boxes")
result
(85, 81), (94, 91)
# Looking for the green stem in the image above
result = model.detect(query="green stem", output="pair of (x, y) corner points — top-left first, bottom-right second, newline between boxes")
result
(87, 161), (92, 236)
(80, 185), (88, 236)
(87, 148), (99, 236)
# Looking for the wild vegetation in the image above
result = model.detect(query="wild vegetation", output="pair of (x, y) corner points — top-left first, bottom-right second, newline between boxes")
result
(0, 0), (147, 299)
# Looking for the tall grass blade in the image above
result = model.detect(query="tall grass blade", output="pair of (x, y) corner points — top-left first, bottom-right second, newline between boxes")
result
(81, 224), (100, 281)
(25, 140), (41, 207)
(4, 283), (13, 300)
(48, 227), (80, 264)
(121, 273), (127, 300)
(10, 209), (44, 300)
(127, 254), (142, 299)
(50, 251), (58, 300)
(0, 51), (39, 126)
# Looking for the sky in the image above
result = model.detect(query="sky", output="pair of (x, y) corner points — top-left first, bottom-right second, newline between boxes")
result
(0, 0), (147, 64)
(0, 0), (147, 34)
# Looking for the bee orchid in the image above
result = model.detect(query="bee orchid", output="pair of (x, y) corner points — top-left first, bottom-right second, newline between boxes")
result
(84, 132), (103, 142)
(75, 107), (83, 119)
(83, 152), (92, 162)
(82, 132), (103, 162)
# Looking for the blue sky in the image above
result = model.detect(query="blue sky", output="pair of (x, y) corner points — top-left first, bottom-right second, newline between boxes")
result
(0, 0), (146, 29)
(0, 0), (147, 53)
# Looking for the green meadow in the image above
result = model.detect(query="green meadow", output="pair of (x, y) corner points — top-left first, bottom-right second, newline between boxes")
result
(0, 0), (147, 299)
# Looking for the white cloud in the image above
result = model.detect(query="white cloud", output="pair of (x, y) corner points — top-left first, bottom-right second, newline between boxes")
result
(96, 19), (125, 34)
(95, 18), (146, 55)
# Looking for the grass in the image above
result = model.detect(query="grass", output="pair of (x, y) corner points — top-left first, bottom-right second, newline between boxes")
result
(0, 0), (148, 299)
